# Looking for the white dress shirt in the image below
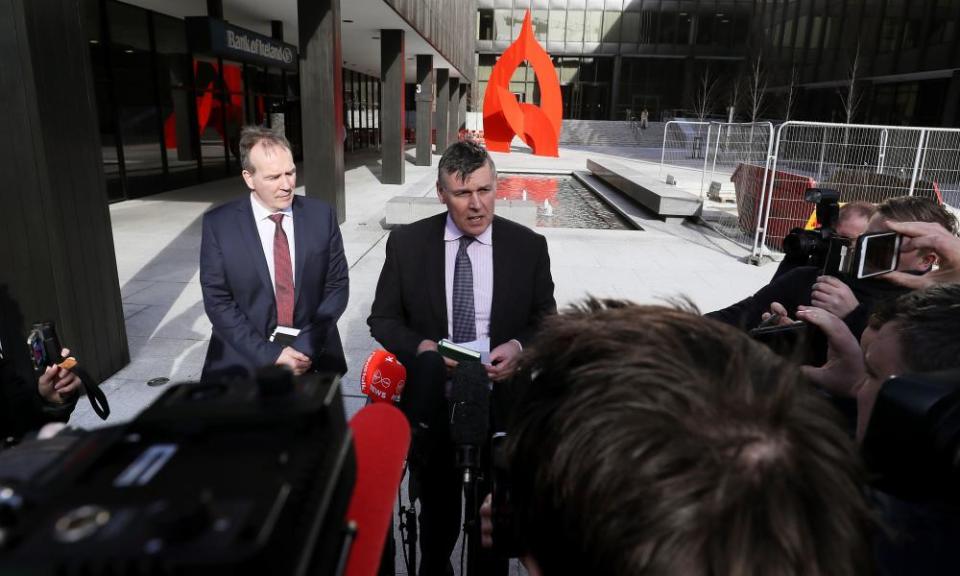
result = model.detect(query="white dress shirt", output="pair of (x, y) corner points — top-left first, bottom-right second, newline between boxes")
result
(444, 215), (494, 343)
(250, 193), (296, 295)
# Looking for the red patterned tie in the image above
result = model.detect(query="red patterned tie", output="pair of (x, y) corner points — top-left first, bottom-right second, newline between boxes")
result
(269, 213), (294, 327)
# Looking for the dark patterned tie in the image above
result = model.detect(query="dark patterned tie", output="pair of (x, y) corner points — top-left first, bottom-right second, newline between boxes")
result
(452, 236), (476, 343)
(269, 213), (295, 327)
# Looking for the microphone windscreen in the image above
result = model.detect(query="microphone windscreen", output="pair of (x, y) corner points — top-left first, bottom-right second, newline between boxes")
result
(360, 349), (406, 403)
(344, 403), (411, 576)
(449, 361), (490, 446)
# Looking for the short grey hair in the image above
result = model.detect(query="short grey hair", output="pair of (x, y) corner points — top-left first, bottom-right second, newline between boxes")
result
(239, 125), (292, 173)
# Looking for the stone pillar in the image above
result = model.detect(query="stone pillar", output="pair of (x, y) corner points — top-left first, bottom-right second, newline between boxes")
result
(435, 68), (450, 154)
(415, 55), (434, 165)
(298, 0), (345, 222)
(0, 0), (128, 383)
(381, 29), (405, 184)
(447, 77), (460, 146)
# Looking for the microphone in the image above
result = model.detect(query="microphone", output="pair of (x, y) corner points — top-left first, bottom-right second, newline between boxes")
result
(359, 349), (406, 404)
(344, 403), (411, 576)
(449, 361), (490, 482)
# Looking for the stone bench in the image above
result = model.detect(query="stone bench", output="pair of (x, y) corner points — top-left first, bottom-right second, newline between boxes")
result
(385, 196), (538, 228)
(587, 158), (701, 222)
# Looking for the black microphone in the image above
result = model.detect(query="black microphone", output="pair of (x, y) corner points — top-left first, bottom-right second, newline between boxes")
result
(449, 361), (490, 481)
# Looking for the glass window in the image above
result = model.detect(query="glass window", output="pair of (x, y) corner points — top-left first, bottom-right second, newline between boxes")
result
(602, 11), (620, 42)
(549, 9), (566, 42)
(584, 11), (603, 42)
(678, 11), (693, 44)
(494, 9), (512, 40)
(696, 12), (715, 45)
(566, 11), (585, 43)
(108, 2), (165, 196)
(153, 13), (197, 189)
(639, 10), (657, 44)
(878, 17), (900, 53)
(532, 10), (549, 41)
(621, 12), (640, 42)
(513, 9), (526, 39)
(930, 0), (955, 45)
(478, 54), (496, 81)
(659, 10), (678, 44)
(559, 57), (579, 84)
(478, 9), (494, 40)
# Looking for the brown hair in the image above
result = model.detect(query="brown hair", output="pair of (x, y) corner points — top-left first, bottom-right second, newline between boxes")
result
(239, 125), (291, 174)
(509, 299), (875, 576)
(876, 196), (958, 235)
(839, 200), (877, 223)
(869, 283), (960, 373)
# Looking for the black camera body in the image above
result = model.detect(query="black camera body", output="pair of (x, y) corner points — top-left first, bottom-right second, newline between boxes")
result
(782, 188), (847, 273)
(0, 369), (356, 576)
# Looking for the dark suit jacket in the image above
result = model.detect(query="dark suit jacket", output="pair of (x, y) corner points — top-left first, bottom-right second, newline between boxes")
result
(200, 195), (348, 380)
(368, 213), (556, 365)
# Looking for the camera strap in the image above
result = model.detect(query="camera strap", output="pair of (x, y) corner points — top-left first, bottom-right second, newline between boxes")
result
(75, 367), (110, 421)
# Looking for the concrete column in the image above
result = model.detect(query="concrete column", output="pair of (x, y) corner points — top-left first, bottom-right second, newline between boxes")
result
(435, 68), (450, 154)
(1, 0), (128, 382)
(415, 55), (434, 165)
(381, 29), (405, 184)
(298, 0), (345, 222)
(447, 77), (460, 146)
(610, 55), (622, 120)
(271, 20), (283, 40)
(458, 82), (468, 132)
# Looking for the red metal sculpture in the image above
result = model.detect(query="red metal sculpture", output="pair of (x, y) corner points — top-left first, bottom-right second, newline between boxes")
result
(483, 10), (562, 157)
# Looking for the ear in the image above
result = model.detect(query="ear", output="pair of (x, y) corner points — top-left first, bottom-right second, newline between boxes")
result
(436, 181), (448, 205)
(242, 170), (256, 191)
(920, 250), (938, 270)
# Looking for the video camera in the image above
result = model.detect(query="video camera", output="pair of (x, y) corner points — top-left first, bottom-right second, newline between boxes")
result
(782, 188), (901, 279)
(861, 368), (960, 506)
(0, 368), (356, 575)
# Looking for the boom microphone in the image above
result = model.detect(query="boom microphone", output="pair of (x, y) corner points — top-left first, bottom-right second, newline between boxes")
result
(449, 361), (490, 476)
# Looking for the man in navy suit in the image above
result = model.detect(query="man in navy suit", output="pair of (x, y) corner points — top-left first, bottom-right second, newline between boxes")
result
(200, 126), (348, 381)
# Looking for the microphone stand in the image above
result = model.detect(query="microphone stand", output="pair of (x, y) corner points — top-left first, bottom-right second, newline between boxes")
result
(458, 445), (482, 576)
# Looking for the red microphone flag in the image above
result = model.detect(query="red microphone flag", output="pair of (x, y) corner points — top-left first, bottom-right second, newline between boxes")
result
(344, 403), (411, 576)
(360, 349), (406, 403)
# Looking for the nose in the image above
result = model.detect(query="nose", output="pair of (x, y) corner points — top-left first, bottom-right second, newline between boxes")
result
(467, 191), (480, 209)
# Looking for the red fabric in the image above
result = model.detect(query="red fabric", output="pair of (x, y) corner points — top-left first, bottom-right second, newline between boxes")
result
(345, 404), (411, 576)
(269, 214), (295, 327)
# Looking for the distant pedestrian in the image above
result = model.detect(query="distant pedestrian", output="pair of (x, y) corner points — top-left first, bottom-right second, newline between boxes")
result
(640, 108), (649, 130)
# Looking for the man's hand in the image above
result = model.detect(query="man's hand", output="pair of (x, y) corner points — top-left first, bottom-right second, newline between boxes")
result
(275, 346), (312, 375)
(885, 220), (960, 289)
(480, 493), (494, 549)
(417, 339), (457, 372)
(486, 340), (522, 382)
(759, 301), (795, 327)
(795, 306), (865, 397)
(37, 347), (82, 404)
(810, 275), (860, 318)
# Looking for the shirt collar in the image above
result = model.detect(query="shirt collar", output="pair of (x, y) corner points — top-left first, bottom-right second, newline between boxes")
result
(250, 193), (293, 221)
(444, 213), (493, 245)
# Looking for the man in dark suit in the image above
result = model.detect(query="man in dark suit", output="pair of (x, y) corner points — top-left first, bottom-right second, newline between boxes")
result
(368, 140), (556, 575)
(200, 126), (348, 381)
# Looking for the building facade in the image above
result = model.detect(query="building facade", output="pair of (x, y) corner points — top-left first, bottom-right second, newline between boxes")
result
(474, 0), (960, 127)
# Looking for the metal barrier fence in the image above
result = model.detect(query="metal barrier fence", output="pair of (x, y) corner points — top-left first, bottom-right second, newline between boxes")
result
(660, 121), (774, 248)
(752, 122), (960, 260)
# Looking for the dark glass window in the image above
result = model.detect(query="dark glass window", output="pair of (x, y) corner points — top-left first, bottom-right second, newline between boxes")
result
(107, 1), (164, 197)
(153, 13), (197, 190)
(478, 9), (494, 40)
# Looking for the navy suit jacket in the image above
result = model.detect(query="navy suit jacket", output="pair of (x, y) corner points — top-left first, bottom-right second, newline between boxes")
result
(200, 195), (348, 380)
(367, 213), (556, 366)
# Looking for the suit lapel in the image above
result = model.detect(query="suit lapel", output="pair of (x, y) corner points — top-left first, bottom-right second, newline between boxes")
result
(292, 197), (306, 307)
(491, 217), (507, 344)
(236, 199), (273, 296)
(427, 214), (447, 334)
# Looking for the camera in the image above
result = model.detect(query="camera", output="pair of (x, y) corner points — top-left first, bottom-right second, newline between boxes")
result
(861, 368), (960, 506)
(0, 369), (356, 575)
(782, 189), (901, 279)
